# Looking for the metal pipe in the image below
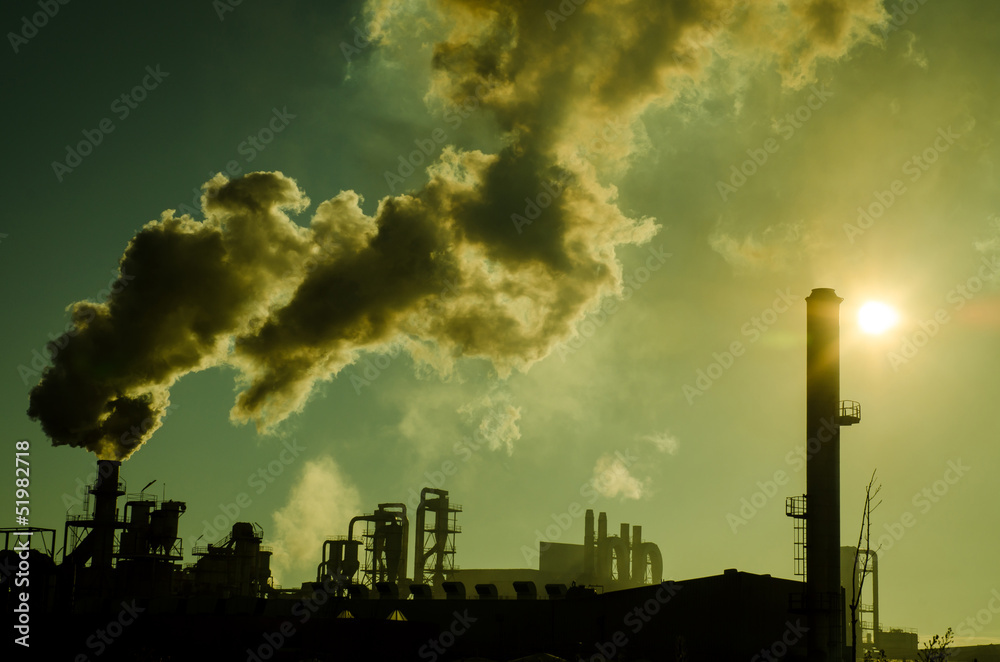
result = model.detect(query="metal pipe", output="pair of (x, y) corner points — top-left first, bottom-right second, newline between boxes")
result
(618, 523), (631, 583)
(378, 503), (409, 583)
(872, 551), (879, 648)
(631, 525), (643, 583)
(640, 543), (663, 584)
(606, 536), (629, 583)
(413, 488), (448, 583)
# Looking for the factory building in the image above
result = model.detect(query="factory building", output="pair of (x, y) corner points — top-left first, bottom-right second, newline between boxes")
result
(4, 287), (965, 660)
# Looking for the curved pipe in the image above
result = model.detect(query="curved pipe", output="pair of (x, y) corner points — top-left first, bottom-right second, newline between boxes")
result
(348, 514), (380, 542)
(603, 537), (630, 582)
(317, 539), (361, 584)
(639, 543), (663, 584)
(414, 488), (449, 583)
(378, 503), (409, 582)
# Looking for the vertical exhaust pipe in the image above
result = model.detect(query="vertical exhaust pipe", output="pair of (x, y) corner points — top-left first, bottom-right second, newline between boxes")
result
(631, 524), (643, 584)
(618, 522), (631, 583)
(805, 288), (844, 662)
(596, 512), (608, 579)
(91, 459), (123, 568)
(584, 509), (594, 581)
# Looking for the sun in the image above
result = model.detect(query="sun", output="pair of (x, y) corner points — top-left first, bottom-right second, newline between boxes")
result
(858, 301), (899, 334)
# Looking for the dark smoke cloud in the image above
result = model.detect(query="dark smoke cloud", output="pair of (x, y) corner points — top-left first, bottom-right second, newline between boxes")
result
(28, 174), (311, 459)
(28, 0), (888, 458)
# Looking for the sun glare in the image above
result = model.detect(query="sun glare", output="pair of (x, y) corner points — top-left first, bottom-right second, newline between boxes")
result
(858, 301), (899, 334)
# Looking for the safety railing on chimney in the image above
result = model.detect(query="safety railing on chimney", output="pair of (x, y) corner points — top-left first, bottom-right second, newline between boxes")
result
(837, 400), (861, 425)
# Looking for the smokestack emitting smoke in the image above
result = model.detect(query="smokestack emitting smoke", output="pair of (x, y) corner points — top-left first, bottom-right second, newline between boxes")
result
(27, 0), (890, 460)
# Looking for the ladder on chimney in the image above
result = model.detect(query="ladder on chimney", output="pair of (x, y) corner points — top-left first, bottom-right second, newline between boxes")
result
(785, 495), (807, 581)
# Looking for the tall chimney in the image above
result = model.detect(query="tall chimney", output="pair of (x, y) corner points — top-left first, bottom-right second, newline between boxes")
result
(584, 509), (594, 581)
(597, 512), (608, 579)
(805, 288), (844, 662)
(91, 459), (124, 568)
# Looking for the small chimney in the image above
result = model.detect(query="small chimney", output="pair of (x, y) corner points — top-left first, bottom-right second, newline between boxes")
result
(90, 459), (124, 568)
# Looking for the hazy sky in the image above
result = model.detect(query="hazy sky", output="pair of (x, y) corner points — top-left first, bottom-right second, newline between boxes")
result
(4, 0), (999, 647)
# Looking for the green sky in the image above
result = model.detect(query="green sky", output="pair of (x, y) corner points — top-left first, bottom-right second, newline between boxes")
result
(3, 0), (998, 647)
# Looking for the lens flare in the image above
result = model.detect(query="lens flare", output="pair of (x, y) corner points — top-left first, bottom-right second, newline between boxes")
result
(858, 301), (899, 334)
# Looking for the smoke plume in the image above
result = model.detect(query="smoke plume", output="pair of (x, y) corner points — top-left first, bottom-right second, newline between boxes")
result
(28, 0), (888, 459)
(269, 455), (362, 587)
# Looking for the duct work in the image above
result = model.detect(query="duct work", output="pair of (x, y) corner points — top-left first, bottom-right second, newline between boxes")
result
(583, 509), (662, 587)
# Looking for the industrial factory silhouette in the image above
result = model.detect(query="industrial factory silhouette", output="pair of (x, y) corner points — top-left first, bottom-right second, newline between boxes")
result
(4, 290), (994, 661)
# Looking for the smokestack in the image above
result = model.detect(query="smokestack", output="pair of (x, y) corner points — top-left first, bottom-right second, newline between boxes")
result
(91, 459), (123, 568)
(596, 512), (608, 579)
(805, 288), (844, 662)
(584, 509), (594, 580)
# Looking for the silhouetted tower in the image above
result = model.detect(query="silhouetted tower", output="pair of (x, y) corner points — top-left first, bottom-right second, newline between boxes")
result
(349, 503), (409, 588)
(375, 503), (408, 585)
(841, 545), (879, 652)
(413, 488), (460, 588)
(64, 460), (125, 572)
(799, 288), (861, 662)
(91, 460), (124, 568)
